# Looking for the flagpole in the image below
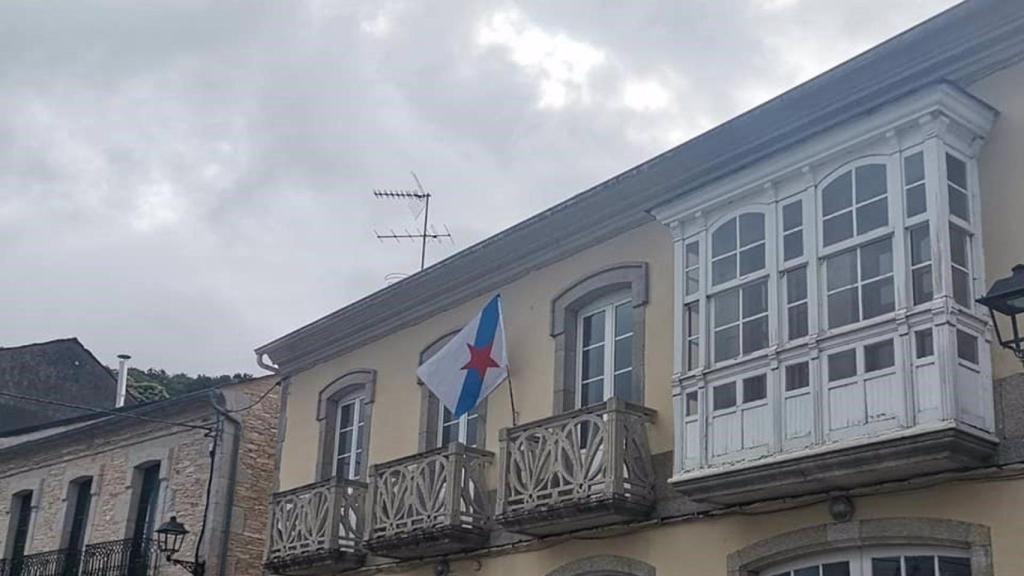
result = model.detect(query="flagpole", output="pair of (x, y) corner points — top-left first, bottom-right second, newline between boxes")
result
(506, 363), (519, 427)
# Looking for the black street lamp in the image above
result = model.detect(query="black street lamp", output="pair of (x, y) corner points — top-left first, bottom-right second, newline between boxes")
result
(155, 517), (205, 576)
(976, 264), (1024, 364)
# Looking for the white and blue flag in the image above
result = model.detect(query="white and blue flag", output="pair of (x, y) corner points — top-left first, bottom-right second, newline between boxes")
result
(417, 294), (508, 418)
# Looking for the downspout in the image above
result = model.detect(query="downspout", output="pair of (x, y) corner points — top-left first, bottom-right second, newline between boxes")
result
(210, 395), (242, 576)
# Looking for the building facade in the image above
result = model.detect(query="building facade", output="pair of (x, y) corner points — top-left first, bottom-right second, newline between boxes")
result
(0, 376), (280, 576)
(259, 2), (1024, 575)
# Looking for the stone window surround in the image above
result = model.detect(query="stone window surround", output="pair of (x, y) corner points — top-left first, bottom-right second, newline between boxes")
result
(726, 517), (993, 576)
(545, 554), (656, 576)
(57, 472), (101, 551)
(315, 369), (376, 481)
(2, 478), (43, 558)
(417, 331), (488, 452)
(123, 447), (171, 541)
(551, 262), (649, 413)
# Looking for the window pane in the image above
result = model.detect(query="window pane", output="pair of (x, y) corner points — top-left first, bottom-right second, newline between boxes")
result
(855, 164), (887, 202)
(823, 211), (854, 246)
(904, 151), (924, 185)
(872, 557), (902, 576)
(687, 340), (700, 370)
(949, 225), (969, 268)
(739, 244), (766, 276)
(581, 379), (604, 407)
(686, 303), (700, 338)
(828, 349), (857, 382)
(823, 171), (853, 216)
(739, 213), (765, 247)
(915, 329), (934, 359)
(582, 346), (604, 380)
(856, 197), (888, 235)
(788, 303), (809, 340)
(865, 340), (895, 372)
(714, 289), (740, 327)
(785, 362), (810, 391)
(786, 267), (807, 304)
(743, 375), (767, 403)
(339, 403), (355, 429)
(582, 311), (605, 347)
(685, 241), (700, 268)
(823, 562), (851, 576)
(465, 414), (479, 447)
(860, 238), (893, 280)
(743, 281), (769, 317)
(615, 302), (633, 337)
(783, 201), (802, 231)
(910, 225), (931, 265)
(938, 556), (972, 576)
(957, 330), (979, 364)
(946, 152), (967, 188)
(686, 270), (700, 295)
(827, 250), (858, 291)
(714, 325), (740, 362)
(713, 382), (736, 410)
(742, 316), (769, 354)
(862, 276), (895, 319)
(952, 268), (971, 308)
(614, 371), (633, 402)
(906, 183), (927, 217)
(337, 456), (352, 478)
(949, 186), (970, 222)
(338, 429), (353, 456)
(712, 218), (737, 257)
(906, 556), (937, 576)
(828, 287), (860, 328)
(784, 230), (804, 261)
(685, 391), (699, 416)
(614, 335), (633, 371)
(794, 567), (819, 576)
(913, 266), (934, 305)
(712, 254), (737, 285)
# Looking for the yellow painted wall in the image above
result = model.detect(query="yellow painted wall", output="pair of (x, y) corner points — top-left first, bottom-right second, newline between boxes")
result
(278, 221), (676, 491)
(969, 58), (1024, 381)
(381, 475), (1024, 575)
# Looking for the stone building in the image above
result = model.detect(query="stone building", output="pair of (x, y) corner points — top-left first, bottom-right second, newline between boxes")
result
(259, 1), (1024, 575)
(0, 375), (279, 576)
(0, 339), (124, 433)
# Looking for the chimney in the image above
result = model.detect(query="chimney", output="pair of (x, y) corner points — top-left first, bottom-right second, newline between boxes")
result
(116, 354), (131, 408)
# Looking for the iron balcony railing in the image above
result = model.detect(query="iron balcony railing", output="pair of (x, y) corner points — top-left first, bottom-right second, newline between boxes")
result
(366, 442), (492, 557)
(265, 477), (367, 572)
(80, 538), (159, 576)
(496, 397), (656, 532)
(0, 549), (80, 576)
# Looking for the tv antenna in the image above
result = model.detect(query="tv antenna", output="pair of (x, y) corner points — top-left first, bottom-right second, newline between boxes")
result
(373, 172), (453, 271)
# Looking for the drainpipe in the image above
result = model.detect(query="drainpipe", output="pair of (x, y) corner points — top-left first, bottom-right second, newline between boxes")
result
(208, 394), (242, 576)
(115, 354), (131, 407)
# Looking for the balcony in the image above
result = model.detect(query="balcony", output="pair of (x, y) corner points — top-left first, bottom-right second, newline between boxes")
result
(495, 398), (656, 536)
(365, 443), (492, 559)
(0, 549), (80, 576)
(80, 538), (159, 576)
(264, 478), (367, 575)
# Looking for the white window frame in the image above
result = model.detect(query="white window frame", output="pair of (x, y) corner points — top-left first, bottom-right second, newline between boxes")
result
(436, 402), (480, 447)
(576, 292), (634, 407)
(710, 212), (768, 291)
(764, 545), (974, 576)
(823, 236), (897, 330)
(334, 397), (365, 480)
(819, 159), (893, 254)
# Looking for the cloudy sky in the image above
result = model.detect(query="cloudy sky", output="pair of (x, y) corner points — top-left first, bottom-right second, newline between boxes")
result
(0, 0), (959, 375)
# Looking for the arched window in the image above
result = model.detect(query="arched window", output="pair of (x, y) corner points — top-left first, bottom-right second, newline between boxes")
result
(418, 333), (485, 450)
(551, 263), (648, 413)
(316, 370), (375, 480)
(821, 163), (888, 247)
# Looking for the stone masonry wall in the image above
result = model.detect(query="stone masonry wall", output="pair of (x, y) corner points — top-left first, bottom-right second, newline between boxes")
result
(0, 376), (280, 576)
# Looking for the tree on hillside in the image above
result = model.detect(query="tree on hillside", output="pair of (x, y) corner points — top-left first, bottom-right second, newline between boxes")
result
(109, 366), (255, 402)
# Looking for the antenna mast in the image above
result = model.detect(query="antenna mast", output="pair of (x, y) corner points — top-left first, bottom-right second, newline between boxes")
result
(373, 172), (453, 271)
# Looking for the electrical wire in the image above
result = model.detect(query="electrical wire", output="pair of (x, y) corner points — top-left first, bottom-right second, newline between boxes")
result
(193, 416), (220, 568)
(0, 389), (214, 432)
(223, 379), (281, 413)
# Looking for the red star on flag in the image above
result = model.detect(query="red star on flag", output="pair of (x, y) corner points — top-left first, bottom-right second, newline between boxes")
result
(462, 342), (500, 380)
